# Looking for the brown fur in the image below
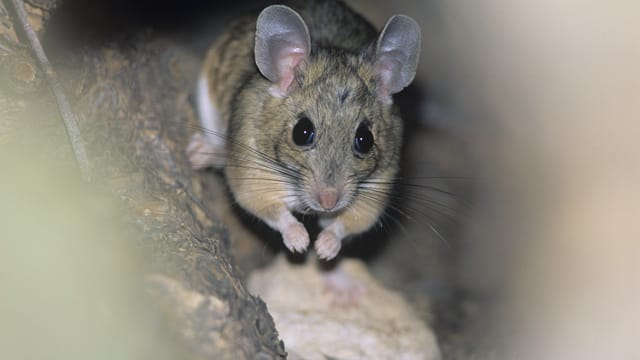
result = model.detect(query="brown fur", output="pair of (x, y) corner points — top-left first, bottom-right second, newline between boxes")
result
(198, 0), (407, 258)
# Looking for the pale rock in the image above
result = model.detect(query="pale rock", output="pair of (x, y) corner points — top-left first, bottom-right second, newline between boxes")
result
(247, 255), (441, 360)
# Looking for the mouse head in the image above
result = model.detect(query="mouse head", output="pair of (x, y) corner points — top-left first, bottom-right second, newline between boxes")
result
(254, 5), (420, 213)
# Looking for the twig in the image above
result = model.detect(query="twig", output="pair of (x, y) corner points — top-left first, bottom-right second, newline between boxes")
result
(6, 0), (91, 181)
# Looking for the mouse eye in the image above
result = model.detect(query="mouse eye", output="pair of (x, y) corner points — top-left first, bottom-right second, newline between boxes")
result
(292, 116), (315, 146)
(354, 123), (374, 155)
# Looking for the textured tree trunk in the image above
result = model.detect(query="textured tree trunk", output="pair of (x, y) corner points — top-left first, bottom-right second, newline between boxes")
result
(0, 1), (285, 358)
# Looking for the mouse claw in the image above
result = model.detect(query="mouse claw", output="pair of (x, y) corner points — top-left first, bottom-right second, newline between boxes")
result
(315, 230), (342, 260)
(282, 222), (310, 253)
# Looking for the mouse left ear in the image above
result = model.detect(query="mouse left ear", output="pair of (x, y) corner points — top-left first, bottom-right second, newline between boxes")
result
(375, 15), (421, 100)
(255, 5), (311, 97)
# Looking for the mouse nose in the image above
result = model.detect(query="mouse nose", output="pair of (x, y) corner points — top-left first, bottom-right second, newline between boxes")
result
(317, 186), (339, 210)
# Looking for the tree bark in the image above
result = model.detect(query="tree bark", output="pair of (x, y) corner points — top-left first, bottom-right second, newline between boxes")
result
(0, 1), (285, 358)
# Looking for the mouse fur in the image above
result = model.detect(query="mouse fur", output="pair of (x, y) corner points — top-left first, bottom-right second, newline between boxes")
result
(187, 0), (420, 260)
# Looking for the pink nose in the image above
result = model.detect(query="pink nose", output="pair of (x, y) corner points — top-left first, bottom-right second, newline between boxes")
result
(317, 187), (339, 210)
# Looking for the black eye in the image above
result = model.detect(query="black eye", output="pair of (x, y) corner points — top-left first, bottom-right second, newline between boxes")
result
(292, 116), (315, 146)
(354, 123), (374, 155)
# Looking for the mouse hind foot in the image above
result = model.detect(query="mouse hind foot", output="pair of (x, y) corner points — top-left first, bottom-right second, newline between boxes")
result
(186, 132), (226, 169)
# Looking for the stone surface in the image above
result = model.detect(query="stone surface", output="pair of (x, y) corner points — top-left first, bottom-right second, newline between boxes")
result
(248, 255), (441, 360)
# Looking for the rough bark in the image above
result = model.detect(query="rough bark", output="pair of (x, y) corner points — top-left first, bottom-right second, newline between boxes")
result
(0, 1), (285, 358)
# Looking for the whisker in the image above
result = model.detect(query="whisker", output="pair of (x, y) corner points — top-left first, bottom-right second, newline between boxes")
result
(367, 180), (464, 200)
(356, 187), (453, 246)
(360, 178), (473, 211)
(390, 175), (472, 181)
(186, 124), (309, 180)
(361, 186), (461, 221)
(357, 181), (461, 219)
(225, 176), (299, 187)
(355, 192), (428, 251)
(356, 190), (416, 223)
(225, 154), (303, 178)
(191, 149), (310, 187)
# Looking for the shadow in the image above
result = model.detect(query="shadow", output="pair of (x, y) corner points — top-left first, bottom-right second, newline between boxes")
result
(43, 0), (273, 52)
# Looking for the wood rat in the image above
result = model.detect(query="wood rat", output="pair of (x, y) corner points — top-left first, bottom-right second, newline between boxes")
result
(187, 0), (420, 261)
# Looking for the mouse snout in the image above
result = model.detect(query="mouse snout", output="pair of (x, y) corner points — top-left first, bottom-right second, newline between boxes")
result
(316, 186), (340, 211)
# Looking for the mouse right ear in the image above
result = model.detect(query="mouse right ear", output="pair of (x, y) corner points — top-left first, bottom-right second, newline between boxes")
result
(375, 15), (421, 100)
(255, 5), (311, 97)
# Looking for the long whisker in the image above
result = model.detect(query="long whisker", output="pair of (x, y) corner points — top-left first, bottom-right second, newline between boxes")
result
(186, 124), (309, 180)
(361, 186), (462, 222)
(187, 125), (289, 168)
(224, 176), (299, 187)
(356, 189), (447, 247)
(364, 179), (467, 202)
(389, 175), (472, 181)
(352, 195), (414, 245)
(357, 181), (462, 221)
(224, 153), (304, 180)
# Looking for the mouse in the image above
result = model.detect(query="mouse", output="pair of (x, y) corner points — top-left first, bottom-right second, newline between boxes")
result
(186, 0), (421, 261)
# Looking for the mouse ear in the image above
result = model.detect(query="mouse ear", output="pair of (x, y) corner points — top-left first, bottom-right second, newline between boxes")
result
(255, 5), (311, 97)
(375, 15), (421, 99)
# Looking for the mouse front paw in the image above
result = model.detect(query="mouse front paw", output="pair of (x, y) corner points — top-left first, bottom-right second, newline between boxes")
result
(315, 230), (342, 260)
(282, 222), (310, 253)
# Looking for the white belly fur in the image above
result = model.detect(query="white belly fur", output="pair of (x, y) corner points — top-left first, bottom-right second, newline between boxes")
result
(197, 72), (225, 148)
